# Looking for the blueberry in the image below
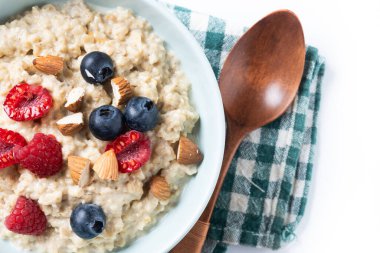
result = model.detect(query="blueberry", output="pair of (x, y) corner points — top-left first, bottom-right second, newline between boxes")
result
(80, 51), (114, 84)
(89, 105), (126, 141)
(123, 96), (159, 132)
(70, 203), (106, 240)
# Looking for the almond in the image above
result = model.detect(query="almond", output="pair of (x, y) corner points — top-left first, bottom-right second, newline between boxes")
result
(111, 77), (133, 106)
(150, 176), (171, 201)
(92, 150), (119, 180)
(64, 87), (85, 112)
(56, 113), (84, 136)
(33, 55), (64, 75)
(68, 156), (92, 187)
(177, 136), (203, 165)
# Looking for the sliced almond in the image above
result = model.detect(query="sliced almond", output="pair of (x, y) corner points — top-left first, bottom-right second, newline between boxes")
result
(150, 176), (171, 201)
(64, 87), (85, 112)
(68, 156), (92, 187)
(33, 55), (64, 75)
(92, 150), (119, 180)
(177, 136), (203, 165)
(111, 77), (133, 106)
(56, 113), (84, 136)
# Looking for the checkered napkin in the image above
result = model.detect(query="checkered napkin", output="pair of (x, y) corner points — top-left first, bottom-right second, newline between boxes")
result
(164, 3), (326, 252)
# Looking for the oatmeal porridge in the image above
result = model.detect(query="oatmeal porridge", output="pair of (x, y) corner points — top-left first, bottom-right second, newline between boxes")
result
(0, 0), (201, 252)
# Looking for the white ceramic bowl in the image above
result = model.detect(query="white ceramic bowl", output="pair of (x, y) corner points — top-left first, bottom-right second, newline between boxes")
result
(0, 0), (225, 252)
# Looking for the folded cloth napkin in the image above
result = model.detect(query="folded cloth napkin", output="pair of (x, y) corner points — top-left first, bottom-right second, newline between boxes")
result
(164, 3), (326, 252)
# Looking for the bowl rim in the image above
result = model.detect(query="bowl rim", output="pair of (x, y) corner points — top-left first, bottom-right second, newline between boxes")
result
(139, 1), (226, 252)
(129, 2), (226, 252)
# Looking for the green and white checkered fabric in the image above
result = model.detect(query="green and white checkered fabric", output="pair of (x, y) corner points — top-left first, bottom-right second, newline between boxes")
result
(164, 3), (325, 252)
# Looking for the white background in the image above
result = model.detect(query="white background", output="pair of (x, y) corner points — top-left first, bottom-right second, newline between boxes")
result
(166, 0), (380, 252)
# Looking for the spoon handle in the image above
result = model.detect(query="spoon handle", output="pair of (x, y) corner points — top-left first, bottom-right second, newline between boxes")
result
(200, 121), (246, 222)
(171, 120), (246, 253)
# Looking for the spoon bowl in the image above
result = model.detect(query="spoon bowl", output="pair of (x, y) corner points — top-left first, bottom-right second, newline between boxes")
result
(172, 10), (305, 253)
(220, 10), (305, 131)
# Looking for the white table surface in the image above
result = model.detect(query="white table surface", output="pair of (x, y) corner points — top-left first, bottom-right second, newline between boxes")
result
(166, 0), (380, 252)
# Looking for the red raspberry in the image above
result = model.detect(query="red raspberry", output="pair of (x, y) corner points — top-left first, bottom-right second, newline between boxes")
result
(105, 130), (151, 173)
(0, 128), (27, 169)
(3, 83), (53, 121)
(14, 133), (63, 178)
(5, 196), (47, 235)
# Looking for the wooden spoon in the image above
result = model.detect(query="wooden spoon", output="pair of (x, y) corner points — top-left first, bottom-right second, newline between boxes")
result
(171, 10), (305, 253)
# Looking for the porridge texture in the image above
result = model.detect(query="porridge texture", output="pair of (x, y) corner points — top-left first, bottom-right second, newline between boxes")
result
(0, 0), (199, 252)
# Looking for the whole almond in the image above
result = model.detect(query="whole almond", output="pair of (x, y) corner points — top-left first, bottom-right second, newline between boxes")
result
(177, 136), (203, 165)
(33, 55), (64, 75)
(92, 150), (119, 180)
(150, 176), (171, 201)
